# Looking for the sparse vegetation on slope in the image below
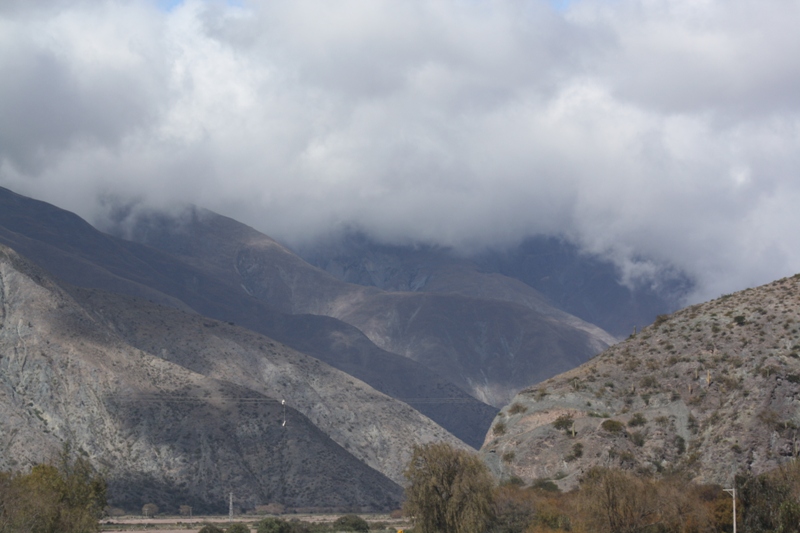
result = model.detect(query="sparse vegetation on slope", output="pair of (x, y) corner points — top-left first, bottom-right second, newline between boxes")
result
(0, 244), (404, 513)
(483, 273), (800, 489)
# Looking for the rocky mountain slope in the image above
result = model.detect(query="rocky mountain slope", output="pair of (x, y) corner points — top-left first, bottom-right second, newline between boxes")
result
(0, 243), (471, 512)
(0, 186), (495, 448)
(297, 232), (687, 338)
(483, 274), (800, 489)
(106, 206), (614, 406)
(68, 286), (462, 485)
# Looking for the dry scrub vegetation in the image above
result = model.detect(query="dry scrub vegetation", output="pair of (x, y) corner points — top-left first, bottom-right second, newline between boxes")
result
(485, 273), (800, 489)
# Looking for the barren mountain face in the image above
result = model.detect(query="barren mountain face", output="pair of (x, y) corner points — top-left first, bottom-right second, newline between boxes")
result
(68, 286), (467, 485)
(0, 186), (497, 447)
(483, 274), (800, 489)
(0, 244), (418, 512)
(109, 205), (615, 407)
(0, 185), (631, 512)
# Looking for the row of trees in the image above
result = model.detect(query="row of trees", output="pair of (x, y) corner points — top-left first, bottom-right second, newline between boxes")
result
(226, 515), (369, 533)
(404, 442), (800, 533)
(7, 440), (800, 533)
(0, 445), (106, 533)
(158, 516), (371, 533)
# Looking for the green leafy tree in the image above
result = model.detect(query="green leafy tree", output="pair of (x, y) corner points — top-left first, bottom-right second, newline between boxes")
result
(257, 516), (294, 533)
(332, 514), (369, 532)
(198, 524), (224, 533)
(142, 503), (159, 518)
(226, 524), (251, 533)
(403, 442), (495, 533)
(0, 444), (106, 533)
(57, 447), (107, 532)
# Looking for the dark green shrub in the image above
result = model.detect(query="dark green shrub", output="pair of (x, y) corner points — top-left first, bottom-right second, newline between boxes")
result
(501, 476), (525, 487)
(553, 414), (574, 431)
(628, 413), (647, 427)
(640, 376), (658, 389)
(227, 524), (251, 533)
(653, 315), (669, 327)
(198, 525), (224, 533)
(493, 421), (507, 435)
(687, 415), (698, 434)
(508, 403), (527, 415)
(531, 479), (560, 492)
(332, 514), (369, 532)
(675, 435), (686, 455)
(257, 517), (293, 533)
(565, 442), (583, 462)
(601, 419), (624, 433)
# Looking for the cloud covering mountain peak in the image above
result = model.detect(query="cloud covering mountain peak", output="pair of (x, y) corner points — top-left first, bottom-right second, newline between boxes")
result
(2, 0), (800, 303)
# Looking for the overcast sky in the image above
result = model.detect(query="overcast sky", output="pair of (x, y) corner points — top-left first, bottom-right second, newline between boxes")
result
(1, 0), (800, 303)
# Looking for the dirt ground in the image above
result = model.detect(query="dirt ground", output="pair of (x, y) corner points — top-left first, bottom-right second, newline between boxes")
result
(100, 514), (408, 533)
(101, 516), (251, 532)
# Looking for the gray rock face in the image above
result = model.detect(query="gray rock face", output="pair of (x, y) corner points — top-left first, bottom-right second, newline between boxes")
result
(69, 287), (466, 486)
(0, 244), (467, 512)
(0, 186), (497, 448)
(483, 274), (800, 489)
(113, 207), (614, 407)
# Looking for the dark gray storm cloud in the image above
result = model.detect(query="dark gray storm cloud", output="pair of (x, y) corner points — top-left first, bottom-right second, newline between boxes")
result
(1, 0), (800, 303)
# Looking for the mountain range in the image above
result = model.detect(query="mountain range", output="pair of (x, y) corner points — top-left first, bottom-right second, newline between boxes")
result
(295, 231), (689, 338)
(101, 205), (616, 408)
(0, 185), (629, 511)
(3, 183), (789, 511)
(0, 242), (466, 512)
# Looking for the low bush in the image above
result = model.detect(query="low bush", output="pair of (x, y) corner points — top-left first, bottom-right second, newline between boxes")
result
(553, 414), (574, 431)
(601, 419), (625, 433)
(332, 514), (369, 532)
(508, 403), (528, 415)
(257, 517), (294, 533)
(628, 413), (647, 427)
(531, 479), (560, 492)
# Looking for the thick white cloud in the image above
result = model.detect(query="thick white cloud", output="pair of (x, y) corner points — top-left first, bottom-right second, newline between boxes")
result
(2, 0), (800, 303)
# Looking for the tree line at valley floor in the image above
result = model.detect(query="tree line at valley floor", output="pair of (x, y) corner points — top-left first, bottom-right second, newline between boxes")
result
(4, 441), (800, 533)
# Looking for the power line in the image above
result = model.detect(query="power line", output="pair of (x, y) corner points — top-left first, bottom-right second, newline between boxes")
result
(112, 395), (486, 405)
(112, 396), (284, 403)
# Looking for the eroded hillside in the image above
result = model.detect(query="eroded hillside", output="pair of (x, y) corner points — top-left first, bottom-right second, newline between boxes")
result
(0, 244), (451, 512)
(483, 274), (800, 489)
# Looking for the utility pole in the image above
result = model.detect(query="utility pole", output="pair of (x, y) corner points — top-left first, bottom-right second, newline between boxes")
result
(229, 491), (233, 520)
(723, 487), (736, 533)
